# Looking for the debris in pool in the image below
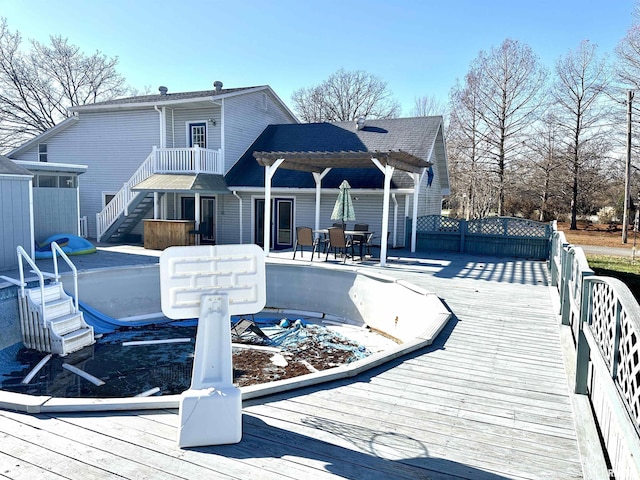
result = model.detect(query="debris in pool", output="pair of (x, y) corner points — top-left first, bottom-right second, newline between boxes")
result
(269, 353), (288, 367)
(62, 363), (105, 386)
(136, 386), (161, 397)
(21, 353), (52, 384)
(122, 338), (192, 347)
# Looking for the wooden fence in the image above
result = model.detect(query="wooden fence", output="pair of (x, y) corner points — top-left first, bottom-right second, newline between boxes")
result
(407, 215), (551, 259)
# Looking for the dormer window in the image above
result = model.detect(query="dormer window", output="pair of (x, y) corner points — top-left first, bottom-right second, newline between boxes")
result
(38, 144), (48, 162)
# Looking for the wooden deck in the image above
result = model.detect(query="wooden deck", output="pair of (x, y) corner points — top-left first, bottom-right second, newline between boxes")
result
(0, 252), (587, 479)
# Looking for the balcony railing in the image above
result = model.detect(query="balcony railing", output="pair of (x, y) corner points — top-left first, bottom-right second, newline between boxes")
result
(96, 146), (223, 241)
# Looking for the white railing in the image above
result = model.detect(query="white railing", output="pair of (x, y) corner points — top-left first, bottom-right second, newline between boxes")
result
(96, 147), (223, 242)
(549, 228), (640, 479)
(154, 146), (223, 174)
(79, 216), (88, 238)
(51, 242), (79, 313)
(16, 246), (46, 324)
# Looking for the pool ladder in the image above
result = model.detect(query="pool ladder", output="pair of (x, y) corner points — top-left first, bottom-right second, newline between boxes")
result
(1, 243), (95, 356)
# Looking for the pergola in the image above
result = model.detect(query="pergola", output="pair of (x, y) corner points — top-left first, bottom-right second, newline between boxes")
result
(253, 150), (432, 266)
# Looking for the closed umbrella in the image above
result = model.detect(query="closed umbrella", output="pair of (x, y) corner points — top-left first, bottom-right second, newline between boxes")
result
(331, 180), (356, 229)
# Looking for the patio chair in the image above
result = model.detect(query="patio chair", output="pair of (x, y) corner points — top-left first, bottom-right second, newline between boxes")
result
(325, 227), (353, 263)
(351, 224), (369, 260)
(293, 226), (318, 260)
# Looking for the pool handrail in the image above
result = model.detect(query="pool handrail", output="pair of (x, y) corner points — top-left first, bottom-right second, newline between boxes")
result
(51, 241), (79, 313)
(16, 245), (46, 324)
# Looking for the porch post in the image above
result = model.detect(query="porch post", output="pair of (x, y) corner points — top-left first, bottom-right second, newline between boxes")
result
(263, 159), (284, 257)
(312, 168), (331, 235)
(380, 164), (394, 266)
(154, 192), (159, 219)
(195, 192), (201, 245)
(411, 172), (422, 253)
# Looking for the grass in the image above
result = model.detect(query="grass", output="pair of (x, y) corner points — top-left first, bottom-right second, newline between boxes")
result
(557, 222), (640, 301)
(587, 255), (640, 302)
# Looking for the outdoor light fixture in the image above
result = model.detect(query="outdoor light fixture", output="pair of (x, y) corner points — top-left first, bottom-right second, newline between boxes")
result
(208, 118), (216, 126)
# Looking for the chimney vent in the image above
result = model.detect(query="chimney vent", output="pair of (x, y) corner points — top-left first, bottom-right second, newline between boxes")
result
(158, 86), (168, 95)
(356, 117), (366, 130)
(213, 81), (223, 94)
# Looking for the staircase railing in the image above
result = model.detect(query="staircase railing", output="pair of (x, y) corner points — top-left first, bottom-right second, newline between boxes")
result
(16, 245), (47, 324)
(96, 151), (155, 242)
(95, 146), (223, 242)
(51, 242), (79, 313)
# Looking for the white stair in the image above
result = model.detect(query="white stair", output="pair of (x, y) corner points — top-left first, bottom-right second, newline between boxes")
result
(20, 282), (94, 355)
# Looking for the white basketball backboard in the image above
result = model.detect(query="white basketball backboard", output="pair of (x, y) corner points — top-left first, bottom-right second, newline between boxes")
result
(160, 244), (266, 319)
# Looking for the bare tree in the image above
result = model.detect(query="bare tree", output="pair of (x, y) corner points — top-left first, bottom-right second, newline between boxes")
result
(448, 70), (495, 219)
(472, 39), (547, 215)
(552, 40), (613, 229)
(523, 112), (568, 221)
(291, 68), (401, 123)
(0, 18), (128, 151)
(411, 95), (447, 117)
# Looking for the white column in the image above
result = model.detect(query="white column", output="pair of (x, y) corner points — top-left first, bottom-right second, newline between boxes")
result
(411, 172), (421, 253)
(195, 192), (201, 232)
(312, 168), (331, 235)
(380, 164), (394, 266)
(154, 192), (159, 219)
(263, 159), (284, 257)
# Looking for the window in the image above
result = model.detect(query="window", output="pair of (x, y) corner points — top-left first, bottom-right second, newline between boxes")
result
(103, 193), (116, 208)
(38, 144), (48, 162)
(59, 175), (76, 188)
(37, 175), (57, 187)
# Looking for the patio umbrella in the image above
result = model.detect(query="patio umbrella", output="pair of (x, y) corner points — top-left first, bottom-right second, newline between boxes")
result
(331, 180), (356, 228)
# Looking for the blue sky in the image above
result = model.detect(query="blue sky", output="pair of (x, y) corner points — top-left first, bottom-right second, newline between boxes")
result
(0, 0), (637, 115)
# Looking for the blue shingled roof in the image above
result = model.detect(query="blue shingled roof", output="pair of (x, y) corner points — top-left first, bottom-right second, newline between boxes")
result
(225, 117), (443, 189)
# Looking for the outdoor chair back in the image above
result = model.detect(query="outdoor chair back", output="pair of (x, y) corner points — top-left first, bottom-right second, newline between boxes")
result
(326, 227), (352, 263)
(293, 226), (318, 260)
(351, 224), (369, 260)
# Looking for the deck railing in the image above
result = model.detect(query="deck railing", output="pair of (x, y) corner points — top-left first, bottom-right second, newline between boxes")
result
(408, 215), (551, 259)
(549, 226), (640, 479)
(96, 147), (222, 241)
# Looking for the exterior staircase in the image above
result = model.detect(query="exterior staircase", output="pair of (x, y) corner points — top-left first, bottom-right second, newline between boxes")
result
(99, 192), (154, 243)
(19, 282), (94, 355)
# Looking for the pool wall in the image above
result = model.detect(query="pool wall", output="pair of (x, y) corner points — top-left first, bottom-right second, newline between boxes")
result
(0, 261), (451, 413)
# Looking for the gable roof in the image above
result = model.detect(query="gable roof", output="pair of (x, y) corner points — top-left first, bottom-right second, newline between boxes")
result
(225, 116), (445, 190)
(0, 155), (32, 177)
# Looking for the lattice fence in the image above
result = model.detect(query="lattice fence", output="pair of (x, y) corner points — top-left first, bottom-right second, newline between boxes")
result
(409, 216), (551, 259)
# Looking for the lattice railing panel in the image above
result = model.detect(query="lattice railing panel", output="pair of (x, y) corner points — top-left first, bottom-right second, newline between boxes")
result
(467, 217), (549, 237)
(617, 307), (640, 427)
(415, 215), (460, 232)
(590, 282), (618, 371)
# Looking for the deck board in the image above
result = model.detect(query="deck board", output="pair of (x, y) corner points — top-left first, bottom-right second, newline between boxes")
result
(0, 252), (587, 479)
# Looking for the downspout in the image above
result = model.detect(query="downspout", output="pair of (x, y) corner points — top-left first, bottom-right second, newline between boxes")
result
(28, 178), (35, 259)
(392, 193), (398, 248)
(220, 99), (225, 169)
(233, 191), (243, 243)
(76, 175), (81, 236)
(154, 106), (166, 148)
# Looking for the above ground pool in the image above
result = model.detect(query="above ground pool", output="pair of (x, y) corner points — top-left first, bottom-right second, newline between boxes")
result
(0, 261), (451, 413)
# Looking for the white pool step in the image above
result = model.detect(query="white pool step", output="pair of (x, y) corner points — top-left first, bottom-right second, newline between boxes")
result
(19, 281), (95, 355)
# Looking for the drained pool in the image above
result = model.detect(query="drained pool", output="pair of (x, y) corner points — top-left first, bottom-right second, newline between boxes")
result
(0, 313), (391, 398)
(0, 260), (451, 413)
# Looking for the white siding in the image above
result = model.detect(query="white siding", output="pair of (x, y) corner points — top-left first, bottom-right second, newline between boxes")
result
(13, 109), (160, 238)
(167, 106), (221, 149)
(33, 188), (78, 241)
(223, 91), (296, 173)
(221, 190), (410, 248)
(0, 177), (31, 270)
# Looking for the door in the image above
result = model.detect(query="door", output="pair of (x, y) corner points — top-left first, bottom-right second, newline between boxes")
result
(254, 198), (293, 250)
(182, 196), (216, 245)
(189, 122), (207, 148)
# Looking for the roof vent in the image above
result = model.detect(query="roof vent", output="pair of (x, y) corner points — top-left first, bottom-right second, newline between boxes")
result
(213, 81), (223, 94)
(158, 86), (168, 95)
(356, 116), (366, 130)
